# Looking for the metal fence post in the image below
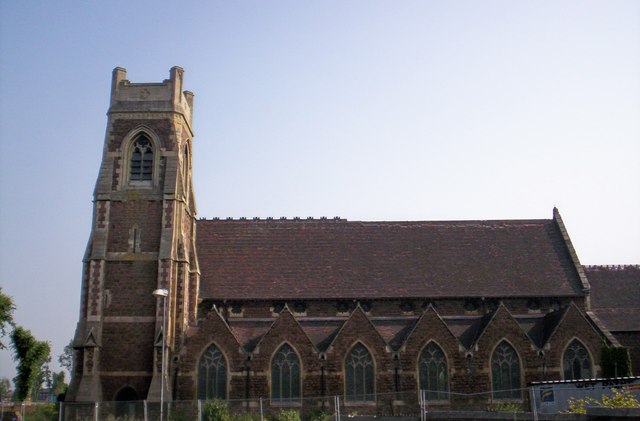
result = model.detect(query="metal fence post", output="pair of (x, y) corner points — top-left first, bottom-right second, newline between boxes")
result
(530, 386), (538, 421)
(259, 397), (264, 421)
(197, 399), (202, 421)
(144, 400), (148, 421)
(58, 401), (63, 421)
(94, 402), (99, 421)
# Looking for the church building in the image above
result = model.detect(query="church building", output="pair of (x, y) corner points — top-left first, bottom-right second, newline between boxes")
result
(66, 67), (638, 413)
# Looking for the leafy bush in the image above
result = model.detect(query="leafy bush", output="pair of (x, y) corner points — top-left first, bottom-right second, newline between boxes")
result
(486, 402), (524, 413)
(565, 388), (640, 414)
(271, 409), (300, 421)
(233, 412), (261, 421)
(26, 404), (58, 421)
(305, 409), (331, 421)
(169, 409), (189, 421)
(203, 399), (231, 421)
(601, 345), (632, 378)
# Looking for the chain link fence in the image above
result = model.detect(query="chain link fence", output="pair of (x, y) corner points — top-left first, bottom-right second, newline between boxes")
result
(57, 388), (533, 421)
(5, 383), (638, 421)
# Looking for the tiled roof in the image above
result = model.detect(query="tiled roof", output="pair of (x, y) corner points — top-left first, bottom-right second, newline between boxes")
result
(196, 217), (584, 300)
(586, 265), (640, 332)
(226, 319), (272, 352)
(370, 318), (417, 350)
(298, 320), (344, 351)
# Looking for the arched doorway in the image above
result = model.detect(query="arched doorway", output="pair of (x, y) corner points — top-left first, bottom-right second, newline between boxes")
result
(114, 386), (139, 419)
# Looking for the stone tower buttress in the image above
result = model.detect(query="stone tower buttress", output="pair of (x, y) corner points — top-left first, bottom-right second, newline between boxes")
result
(67, 67), (200, 402)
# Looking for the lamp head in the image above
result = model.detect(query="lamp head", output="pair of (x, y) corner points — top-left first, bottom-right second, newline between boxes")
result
(152, 288), (169, 297)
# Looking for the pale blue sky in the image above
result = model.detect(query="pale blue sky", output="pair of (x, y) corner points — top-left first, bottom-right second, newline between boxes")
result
(0, 1), (638, 380)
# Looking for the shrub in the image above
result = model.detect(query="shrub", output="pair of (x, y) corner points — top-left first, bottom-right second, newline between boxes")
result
(271, 409), (300, 421)
(233, 412), (261, 421)
(601, 345), (632, 378)
(27, 403), (58, 421)
(305, 409), (331, 421)
(565, 388), (640, 414)
(203, 399), (231, 421)
(486, 402), (524, 413)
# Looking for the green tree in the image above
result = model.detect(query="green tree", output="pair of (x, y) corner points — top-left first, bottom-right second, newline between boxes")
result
(0, 287), (16, 349)
(10, 326), (51, 401)
(31, 357), (52, 401)
(58, 339), (74, 374)
(0, 377), (13, 401)
(51, 370), (67, 396)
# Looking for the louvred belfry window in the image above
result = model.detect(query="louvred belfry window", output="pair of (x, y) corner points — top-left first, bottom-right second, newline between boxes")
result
(130, 134), (153, 181)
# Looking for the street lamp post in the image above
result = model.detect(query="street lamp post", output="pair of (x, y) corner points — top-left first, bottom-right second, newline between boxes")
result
(152, 288), (169, 421)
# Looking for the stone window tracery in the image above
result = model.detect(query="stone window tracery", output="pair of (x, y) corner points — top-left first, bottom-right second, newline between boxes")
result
(271, 344), (301, 403)
(130, 134), (153, 182)
(563, 339), (591, 380)
(491, 341), (521, 399)
(197, 344), (227, 400)
(345, 343), (375, 402)
(419, 342), (448, 400)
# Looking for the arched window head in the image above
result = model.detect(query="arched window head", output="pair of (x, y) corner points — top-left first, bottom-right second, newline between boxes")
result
(419, 342), (448, 400)
(130, 134), (153, 182)
(491, 341), (521, 399)
(563, 340), (591, 380)
(197, 344), (227, 400)
(345, 343), (375, 402)
(271, 344), (301, 403)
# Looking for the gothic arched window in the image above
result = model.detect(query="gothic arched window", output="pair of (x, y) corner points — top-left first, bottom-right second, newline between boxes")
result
(563, 340), (592, 380)
(419, 342), (448, 400)
(345, 343), (375, 402)
(491, 341), (521, 399)
(197, 344), (227, 400)
(130, 134), (153, 182)
(271, 344), (301, 403)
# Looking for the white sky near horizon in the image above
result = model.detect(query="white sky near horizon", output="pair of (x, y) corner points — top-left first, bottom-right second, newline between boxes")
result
(0, 1), (638, 382)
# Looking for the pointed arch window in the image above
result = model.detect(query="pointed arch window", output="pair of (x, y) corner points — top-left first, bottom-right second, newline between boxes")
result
(197, 344), (227, 400)
(491, 341), (521, 399)
(130, 134), (153, 182)
(271, 344), (301, 403)
(419, 342), (448, 400)
(563, 340), (591, 380)
(345, 343), (375, 402)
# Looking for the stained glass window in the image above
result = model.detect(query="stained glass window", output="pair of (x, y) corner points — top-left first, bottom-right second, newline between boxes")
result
(419, 342), (448, 400)
(491, 341), (521, 399)
(563, 340), (591, 380)
(345, 343), (375, 401)
(272, 344), (301, 402)
(198, 344), (227, 400)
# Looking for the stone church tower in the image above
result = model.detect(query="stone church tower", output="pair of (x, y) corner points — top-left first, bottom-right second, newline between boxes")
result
(67, 67), (200, 402)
